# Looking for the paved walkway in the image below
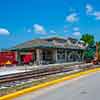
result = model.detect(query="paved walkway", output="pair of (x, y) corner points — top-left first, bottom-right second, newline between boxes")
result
(14, 72), (100, 100)
(0, 66), (31, 76)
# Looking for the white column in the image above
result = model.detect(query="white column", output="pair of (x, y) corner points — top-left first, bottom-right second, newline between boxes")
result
(16, 51), (21, 64)
(65, 50), (68, 62)
(36, 49), (42, 65)
(15, 51), (18, 61)
(53, 49), (58, 63)
(32, 51), (35, 63)
(82, 51), (85, 61)
(64, 50), (66, 62)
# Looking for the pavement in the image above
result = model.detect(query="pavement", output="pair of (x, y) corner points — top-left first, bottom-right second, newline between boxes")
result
(0, 65), (32, 76)
(14, 71), (100, 100)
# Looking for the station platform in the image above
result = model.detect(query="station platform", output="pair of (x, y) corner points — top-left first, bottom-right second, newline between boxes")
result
(0, 66), (31, 76)
(0, 62), (82, 76)
(14, 71), (100, 100)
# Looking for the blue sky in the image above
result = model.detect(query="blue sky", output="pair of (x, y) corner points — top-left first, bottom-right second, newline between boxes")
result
(0, 0), (100, 49)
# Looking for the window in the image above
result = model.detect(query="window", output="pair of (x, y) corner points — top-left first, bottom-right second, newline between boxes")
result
(57, 49), (65, 61)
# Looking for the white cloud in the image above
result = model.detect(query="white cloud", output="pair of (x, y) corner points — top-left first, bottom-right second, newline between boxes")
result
(50, 30), (56, 34)
(66, 13), (79, 22)
(64, 29), (68, 33)
(85, 4), (100, 20)
(64, 26), (68, 33)
(0, 28), (10, 35)
(33, 24), (46, 34)
(73, 31), (81, 36)
(27, 29), (31, 33)
(93, 11), (100, 20)
(73, 27), (79, 31)
(69, 8), (76, 12)
(86, 4), (93, 14)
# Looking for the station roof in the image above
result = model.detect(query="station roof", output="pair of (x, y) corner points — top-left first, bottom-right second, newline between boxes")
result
(9, 37), (86, 51)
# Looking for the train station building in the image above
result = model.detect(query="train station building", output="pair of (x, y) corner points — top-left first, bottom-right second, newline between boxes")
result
(8, 37), (86, 65)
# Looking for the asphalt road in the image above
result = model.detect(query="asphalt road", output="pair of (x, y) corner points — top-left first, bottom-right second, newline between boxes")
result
(14, 71), (100, 100)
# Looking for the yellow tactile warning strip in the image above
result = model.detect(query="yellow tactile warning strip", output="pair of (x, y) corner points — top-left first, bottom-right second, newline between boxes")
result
(0, 68), (100, 100)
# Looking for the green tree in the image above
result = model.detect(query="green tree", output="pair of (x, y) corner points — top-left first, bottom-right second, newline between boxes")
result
(80, 34), (95, 47)
(84, 48), (95, 59)
(80, 34), (95, 59)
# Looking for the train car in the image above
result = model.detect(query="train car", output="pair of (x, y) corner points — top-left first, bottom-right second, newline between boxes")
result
(0, 51), (17, 66)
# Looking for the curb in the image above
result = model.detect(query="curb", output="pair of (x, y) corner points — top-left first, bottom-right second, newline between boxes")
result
(0, 68), (100, 100)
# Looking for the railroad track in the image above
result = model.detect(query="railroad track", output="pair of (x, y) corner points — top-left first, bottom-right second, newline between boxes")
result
(0, 63), (96, 84)
(0, 67), (73, 84)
